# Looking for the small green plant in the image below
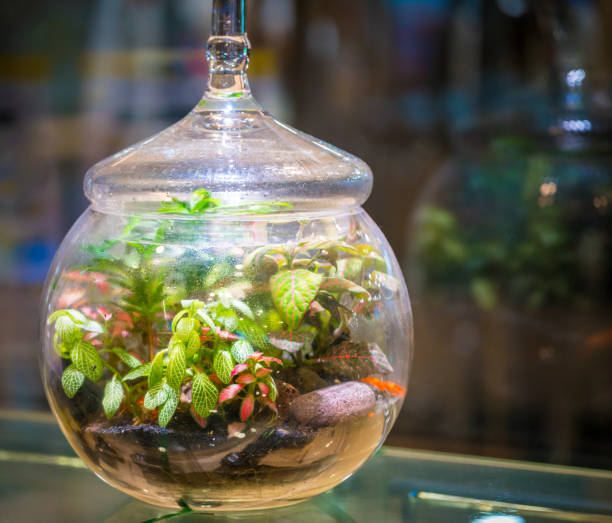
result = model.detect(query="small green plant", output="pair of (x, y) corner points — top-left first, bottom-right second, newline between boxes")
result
(48, 190), (400, 428)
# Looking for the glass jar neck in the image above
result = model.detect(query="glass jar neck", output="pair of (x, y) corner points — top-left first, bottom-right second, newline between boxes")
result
(203, 0), (252, 101)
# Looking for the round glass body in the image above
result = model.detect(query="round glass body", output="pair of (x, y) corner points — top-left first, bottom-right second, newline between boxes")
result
(42, 207), (412, 510)
(40, 1), (412, 509)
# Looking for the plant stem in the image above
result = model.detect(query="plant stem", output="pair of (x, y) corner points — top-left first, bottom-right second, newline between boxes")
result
(147, 319), (155, 362)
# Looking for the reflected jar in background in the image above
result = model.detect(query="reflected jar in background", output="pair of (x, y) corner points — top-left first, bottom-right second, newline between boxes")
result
(405, 76), (612, 466)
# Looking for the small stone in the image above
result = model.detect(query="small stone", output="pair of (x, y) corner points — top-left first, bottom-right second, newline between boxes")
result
(288, 381), (376, 428)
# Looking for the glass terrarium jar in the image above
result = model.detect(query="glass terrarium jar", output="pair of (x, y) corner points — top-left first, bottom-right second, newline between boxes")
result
(40, 0), (412, 511)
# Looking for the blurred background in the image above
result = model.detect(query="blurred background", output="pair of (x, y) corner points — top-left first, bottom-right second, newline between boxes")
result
(1, 0), (611, 470)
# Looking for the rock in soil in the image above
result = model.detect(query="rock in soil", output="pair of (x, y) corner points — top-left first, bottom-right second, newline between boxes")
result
(288, 381), (376, 428)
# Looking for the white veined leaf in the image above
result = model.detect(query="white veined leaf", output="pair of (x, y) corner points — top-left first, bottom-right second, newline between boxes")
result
(122, 362), (152, 381)
(148, 350), (166, 387)
(166, 344), (186, 390)
(61, 365), (85, 398)
(192, 372), (219, 417)
(171, 309), (189, 332)
(158, 387), (179, 427)
(213, 350), (234, 384)
(54, 316), (80, 343)
(196, 308), (217, 332)
(47, 309), (71, 324)
(217, 310), (238, 332)
(111, 347), (141, 369)
(143, 381), (170, 410)
(70, 341), (104, 382)
(186, 331), (201, 358)
(231, 299), (254, 320)
(230, 339), (253, 364)
(175, 317), (198, 341)
(102, 376), (124, 418)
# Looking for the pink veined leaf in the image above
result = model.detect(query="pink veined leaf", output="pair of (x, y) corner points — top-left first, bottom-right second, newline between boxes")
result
(316, 341), (393, 378)
(259, 397), (278, 414)
(268, 330), (314, 353)
(320, 277), (370, 299)
(255, 367), (273, 378)
(190, 407), (208, 429)
(248, 352), (264, 360)
(217, 328), (239, 341)
(201, 325), (240, 341)
(269, 269), (322, 330)
(236, 373), (256, 385)
(258, 382), (270, 396)
(240, 395), (255, 422)
(231, 364), (249, 377)
(260, 356), (283, 366)
(219, 384), (244, 402)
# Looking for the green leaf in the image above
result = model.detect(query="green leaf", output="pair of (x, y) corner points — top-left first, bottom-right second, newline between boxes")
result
(192, 372), (219, 417)
(336, 257), (363, 281)
(217, 310), (238, 332)
(148, 350), (166, 387)
(47, 309), (71, 324)
(143, 381), (170, 410)
(49, 309), (104, 334)
(102, 376), (124, 418)
(110, 348), (141, 369)
(320, 277), (370, 299)
(316, 341), (393, 378)
(123, 362), (152, 381)
(186, 331), (201, 358)
(196, 308), (217, 332)
(54, 316), (80, 343)
(270, 269), (322, 330)
(175, 317), (198, 341)
(231, 299), (254, 319)
(158, 387), (179, 427)
(369, 271), (400, 297)
(230, 339), (253, 363)
(268, 330), (314, 353)
(70, 341), (104, 382)
(205, 263), (233, 289)
(237, 318), (269, 349)
(171, 309), (189, 332)
(61, 365), (85, 398)
(243, 246), (271, 269)
(81, 318), (105, 334)
(264, 377), (278, 402)
(213, 350), (234, 384)
(167, 344), (186, 389)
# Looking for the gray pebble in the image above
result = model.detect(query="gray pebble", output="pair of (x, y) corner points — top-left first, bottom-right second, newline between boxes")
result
(288, 381), (376, 428)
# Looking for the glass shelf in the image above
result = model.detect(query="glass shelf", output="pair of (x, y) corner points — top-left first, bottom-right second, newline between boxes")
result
(1, 409), (611, 522)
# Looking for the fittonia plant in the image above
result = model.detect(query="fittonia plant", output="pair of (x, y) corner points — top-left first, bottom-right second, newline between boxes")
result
(47, 190), (403, 429)
(41, 0), (412, 510)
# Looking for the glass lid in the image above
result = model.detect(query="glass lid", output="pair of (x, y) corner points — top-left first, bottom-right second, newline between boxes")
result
(85, 0), (372, 217)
